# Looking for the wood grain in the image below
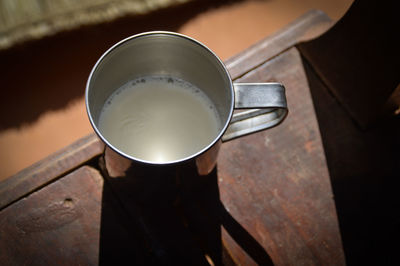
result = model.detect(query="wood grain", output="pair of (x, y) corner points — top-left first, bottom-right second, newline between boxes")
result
(0, 166), (103, 265)
(218, 47), (345, 265)
(0, 133), (104, 210)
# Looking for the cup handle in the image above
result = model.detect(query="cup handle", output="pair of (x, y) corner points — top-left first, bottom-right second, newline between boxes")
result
(222, 83), (288, 142)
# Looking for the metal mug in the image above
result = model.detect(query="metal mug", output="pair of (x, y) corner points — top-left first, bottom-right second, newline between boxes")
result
(86, 31), (288, 175)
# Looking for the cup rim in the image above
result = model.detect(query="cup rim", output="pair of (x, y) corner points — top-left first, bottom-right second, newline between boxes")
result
(85, 31), (234, 165)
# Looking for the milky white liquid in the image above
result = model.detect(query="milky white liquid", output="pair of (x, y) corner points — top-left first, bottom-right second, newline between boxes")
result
(98, 76), (221, 163)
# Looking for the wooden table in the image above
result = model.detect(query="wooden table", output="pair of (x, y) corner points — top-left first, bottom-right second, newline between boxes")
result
(0, 10), (345, 265)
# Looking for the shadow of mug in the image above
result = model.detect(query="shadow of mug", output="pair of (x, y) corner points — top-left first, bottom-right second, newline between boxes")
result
(98, 147), (221, 265)
(98, 147), (273, 265)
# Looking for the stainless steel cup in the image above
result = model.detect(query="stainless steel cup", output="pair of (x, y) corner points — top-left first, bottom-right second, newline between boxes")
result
(86, 31), (288, 175)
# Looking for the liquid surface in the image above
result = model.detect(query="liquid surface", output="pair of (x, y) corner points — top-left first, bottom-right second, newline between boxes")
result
(98, 76), (221, 163)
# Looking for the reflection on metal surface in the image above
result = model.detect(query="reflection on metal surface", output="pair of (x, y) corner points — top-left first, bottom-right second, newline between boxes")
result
(223, 83), (288, 141)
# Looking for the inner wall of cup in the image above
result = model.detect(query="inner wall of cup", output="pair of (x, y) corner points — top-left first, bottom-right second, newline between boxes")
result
(87, 33), (233, 136)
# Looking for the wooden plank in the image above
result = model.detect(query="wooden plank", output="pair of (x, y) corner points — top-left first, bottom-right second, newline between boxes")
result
(218, 47), (345, 265)
(225, 9), (333, 80)
(0, 165), (153, 265)
(0, 133), (104, 210)
(0, 166), (103, 265)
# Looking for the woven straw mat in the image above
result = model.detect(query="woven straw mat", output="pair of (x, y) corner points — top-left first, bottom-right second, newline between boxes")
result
(0, 0), (191, 50)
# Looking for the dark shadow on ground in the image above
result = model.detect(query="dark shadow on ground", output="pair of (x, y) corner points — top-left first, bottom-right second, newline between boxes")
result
(97, 158), (273, 265)
(300, 58), (400, 266)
